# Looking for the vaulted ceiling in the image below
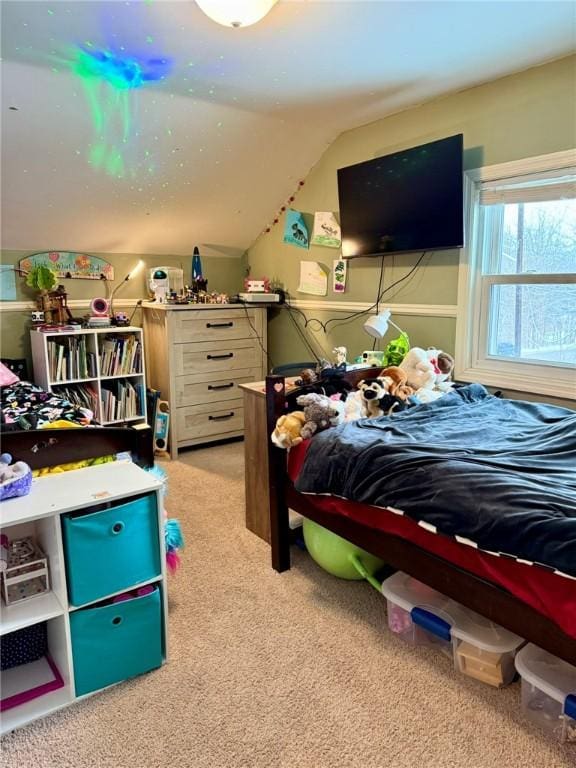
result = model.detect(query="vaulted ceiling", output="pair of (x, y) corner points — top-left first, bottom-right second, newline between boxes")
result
(1, 1), (574, 257)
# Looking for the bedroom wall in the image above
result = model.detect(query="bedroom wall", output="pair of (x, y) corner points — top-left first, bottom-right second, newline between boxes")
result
(0, 250), (245, 366)
(246, 55), (576, 404)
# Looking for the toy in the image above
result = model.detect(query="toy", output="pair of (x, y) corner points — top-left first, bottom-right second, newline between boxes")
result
(357, 375), (411, 418)
(1, 536), (50, 605)
(146, 464), (184, 575)
(271, 411), (306, 449)
(399, 347), (437, 390)
(332, 346), (348, 369)
(296, 393), (344, 440)
(383, 332), (411, 367)
(0, 453), (33, 501)
(426, 348), (455, 390)
(303, 518), (384, 584)
(379, 366), (414, 400)
(295, 368), (318, 387)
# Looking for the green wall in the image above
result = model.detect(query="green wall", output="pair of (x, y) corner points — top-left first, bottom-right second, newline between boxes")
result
(247, 55), (576, 371)
(0, 250), (245, 365)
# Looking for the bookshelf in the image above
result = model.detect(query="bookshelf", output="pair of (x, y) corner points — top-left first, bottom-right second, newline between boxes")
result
(30, 328), (147, 425)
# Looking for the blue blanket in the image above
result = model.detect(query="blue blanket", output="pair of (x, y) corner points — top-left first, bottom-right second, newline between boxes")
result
(295, 384), (576, 577)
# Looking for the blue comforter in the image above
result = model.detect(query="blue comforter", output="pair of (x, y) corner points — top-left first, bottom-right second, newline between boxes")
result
(295, 384), (576, 577)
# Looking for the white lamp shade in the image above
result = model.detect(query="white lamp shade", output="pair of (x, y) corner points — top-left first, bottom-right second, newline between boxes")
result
(196, 0), (278, 27)
(363, 309), (392, 339)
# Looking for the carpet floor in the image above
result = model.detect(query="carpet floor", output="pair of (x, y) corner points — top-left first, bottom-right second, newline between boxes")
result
(2, 442), (573, 768)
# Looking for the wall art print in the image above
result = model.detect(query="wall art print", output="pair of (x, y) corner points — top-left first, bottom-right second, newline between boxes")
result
(19, 253), (115, 281)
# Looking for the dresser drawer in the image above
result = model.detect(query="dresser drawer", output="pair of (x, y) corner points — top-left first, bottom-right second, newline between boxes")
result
(176, 400), (244, 442)
(173, 339), (262, 376)
(175, 368), (262, 407)
(172, 309), (260, 343)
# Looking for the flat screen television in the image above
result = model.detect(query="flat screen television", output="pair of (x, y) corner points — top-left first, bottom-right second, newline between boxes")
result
(337, 134), (464, 258)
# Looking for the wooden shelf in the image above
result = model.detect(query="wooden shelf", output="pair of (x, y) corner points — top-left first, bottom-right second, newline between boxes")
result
(100, 373), (144, 381)
(0, 683), (72, 736)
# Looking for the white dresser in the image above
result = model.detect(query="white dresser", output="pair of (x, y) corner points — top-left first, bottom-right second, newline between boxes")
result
(142, 303), (267, 457)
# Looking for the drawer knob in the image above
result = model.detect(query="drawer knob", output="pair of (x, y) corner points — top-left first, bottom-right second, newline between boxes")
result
(111, 522), (125, 535)
(207, 353), (233, 360)
(209, 412), (234, 421)
(206, 322), (233, 329)
(208, 382), (234, 391)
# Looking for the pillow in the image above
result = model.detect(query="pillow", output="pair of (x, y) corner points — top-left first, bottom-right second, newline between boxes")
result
(0, 362), (20, 386)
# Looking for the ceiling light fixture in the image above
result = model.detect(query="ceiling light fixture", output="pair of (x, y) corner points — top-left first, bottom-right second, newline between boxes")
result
(196, 0), (278, 28)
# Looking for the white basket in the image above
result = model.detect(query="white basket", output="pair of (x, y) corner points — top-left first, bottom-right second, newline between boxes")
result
(1, 537), (50, 605)
(381, 571), (524, 687)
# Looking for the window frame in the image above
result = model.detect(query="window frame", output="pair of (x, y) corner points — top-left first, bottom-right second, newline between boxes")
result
(455, 150), (576, 400)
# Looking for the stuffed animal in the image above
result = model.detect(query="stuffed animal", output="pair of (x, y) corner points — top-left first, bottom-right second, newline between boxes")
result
(296, 393), (344, 440)
(357, 378), (407, 418)
(379, 366), (414, 400)
(426, 349), (455, 390)
(399, 347), (437, 390)
(271, 411), (307, 449)
(0, 453), (33, 501)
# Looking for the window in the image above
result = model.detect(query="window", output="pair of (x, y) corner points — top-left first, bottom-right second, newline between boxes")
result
(456, 151), (576, 400)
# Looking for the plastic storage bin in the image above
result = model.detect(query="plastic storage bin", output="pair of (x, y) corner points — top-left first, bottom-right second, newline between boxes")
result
(381, 571), (524, 686)
(70, 586), (163, 696)
(515, 644), (576, 743)
(62, 493), (160, 606)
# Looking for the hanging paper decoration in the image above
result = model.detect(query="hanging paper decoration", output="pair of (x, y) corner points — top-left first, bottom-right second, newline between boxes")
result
(311, 212), (341, 248)
(264, 180), (305, 234)
(19, 253), (114, 281)
(333, 258), (347, 293)
(284, 209), (309, 250)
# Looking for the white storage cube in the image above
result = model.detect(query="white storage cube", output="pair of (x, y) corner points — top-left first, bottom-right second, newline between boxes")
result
(381, 571), (524, 686)
(1, 538), (50, 606)
(515, 644), (576, 743)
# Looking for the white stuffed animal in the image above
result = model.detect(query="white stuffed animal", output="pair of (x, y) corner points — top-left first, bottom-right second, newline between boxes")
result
(399, 347), (436, 391)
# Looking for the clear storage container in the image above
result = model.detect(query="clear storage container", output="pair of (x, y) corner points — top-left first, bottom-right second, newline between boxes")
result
(381, 571), (524, 686)
(515, 643), (576, 743)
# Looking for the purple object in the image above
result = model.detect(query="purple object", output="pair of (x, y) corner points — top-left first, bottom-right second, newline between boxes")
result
(0, 454), (32, 501)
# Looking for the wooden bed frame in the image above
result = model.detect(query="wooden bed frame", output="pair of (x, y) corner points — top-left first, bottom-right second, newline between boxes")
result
(1, 423), (154, 470)
(265, 371), (576, 666)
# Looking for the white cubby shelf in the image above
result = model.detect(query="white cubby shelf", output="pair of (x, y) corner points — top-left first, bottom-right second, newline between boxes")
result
(30, 327), (147, 426)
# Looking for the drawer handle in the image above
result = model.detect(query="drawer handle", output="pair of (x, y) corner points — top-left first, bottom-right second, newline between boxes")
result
(111, 521), (125, 535)
(206, 322), (234, 329)
(112, 616), (123, 626)
(207, 353), (233, 360)
(209, 412), (235, 421)
(208, 382), (234, 391)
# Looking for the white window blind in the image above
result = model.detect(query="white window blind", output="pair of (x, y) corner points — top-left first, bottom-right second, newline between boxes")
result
(479, 169), (576, 206)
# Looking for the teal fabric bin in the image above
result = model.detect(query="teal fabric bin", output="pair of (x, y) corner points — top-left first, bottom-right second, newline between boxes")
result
(70, 587), (163, 696)
(62, 493), (161, 606)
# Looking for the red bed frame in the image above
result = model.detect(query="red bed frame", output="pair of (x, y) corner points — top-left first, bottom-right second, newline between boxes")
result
(265, 371), (576, 666)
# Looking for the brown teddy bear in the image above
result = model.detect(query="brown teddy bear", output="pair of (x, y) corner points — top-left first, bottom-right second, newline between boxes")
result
(296, 393), (345, 440)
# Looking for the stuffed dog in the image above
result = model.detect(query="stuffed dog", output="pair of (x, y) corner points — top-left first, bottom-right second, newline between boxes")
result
(296, 393), (345, 440)
(357, 378), (407, 418)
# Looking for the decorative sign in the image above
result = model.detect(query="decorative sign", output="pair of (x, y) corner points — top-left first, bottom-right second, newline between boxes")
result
(19, 253), (114, 281)
(333, 258), (347, 293)
(298, 261), (327, 296)
(312, 212), (341, 248)
(284, 209), (309, 250)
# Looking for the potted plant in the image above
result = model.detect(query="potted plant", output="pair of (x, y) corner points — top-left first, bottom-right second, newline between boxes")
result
(25, 265), (58, 323)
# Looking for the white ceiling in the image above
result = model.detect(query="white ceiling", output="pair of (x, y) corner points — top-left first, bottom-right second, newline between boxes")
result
(1, 1), (574, 257)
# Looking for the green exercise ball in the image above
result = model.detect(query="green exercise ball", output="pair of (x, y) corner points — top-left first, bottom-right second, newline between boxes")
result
(303, 518), (385, 581)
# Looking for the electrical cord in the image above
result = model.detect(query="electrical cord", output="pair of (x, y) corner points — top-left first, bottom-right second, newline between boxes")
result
(240, 301), (276, 371)
(282, 251), (428, 337)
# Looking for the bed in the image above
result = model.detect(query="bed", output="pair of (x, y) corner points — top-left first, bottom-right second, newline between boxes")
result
(265, 369), (576, 666)
(0, 365), (153, 471)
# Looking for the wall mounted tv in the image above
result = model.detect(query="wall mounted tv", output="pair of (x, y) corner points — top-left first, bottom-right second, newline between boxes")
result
(337, 134), (464, 258)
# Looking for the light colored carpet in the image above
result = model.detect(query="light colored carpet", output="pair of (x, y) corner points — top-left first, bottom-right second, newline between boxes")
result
(2, 442), (574, 768)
